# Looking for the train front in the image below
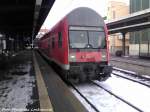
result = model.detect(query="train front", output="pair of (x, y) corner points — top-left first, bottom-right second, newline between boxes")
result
(67, 7), (112, 82)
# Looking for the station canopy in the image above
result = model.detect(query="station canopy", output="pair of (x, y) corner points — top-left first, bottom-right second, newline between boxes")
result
(0, 0), (55, 38)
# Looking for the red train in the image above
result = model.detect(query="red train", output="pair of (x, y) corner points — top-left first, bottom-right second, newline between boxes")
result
(38, 7), (112, 82)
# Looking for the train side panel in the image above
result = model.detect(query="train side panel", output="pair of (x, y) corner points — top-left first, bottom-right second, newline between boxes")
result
(47, 19), (69, 69)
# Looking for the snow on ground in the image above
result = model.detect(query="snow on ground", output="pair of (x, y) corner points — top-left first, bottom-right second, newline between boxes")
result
(71, 88), (96, 112)
(0, 61), (35, 112)
(96, 75), (150, 112)
(71, 83), (138, 112)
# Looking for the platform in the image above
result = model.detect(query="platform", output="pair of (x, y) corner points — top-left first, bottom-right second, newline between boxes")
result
(0, 50), (88, 112)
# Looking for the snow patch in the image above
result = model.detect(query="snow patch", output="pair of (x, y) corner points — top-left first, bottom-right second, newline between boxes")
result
(0, 62), (35, 111)
(71, 83), (138, 112)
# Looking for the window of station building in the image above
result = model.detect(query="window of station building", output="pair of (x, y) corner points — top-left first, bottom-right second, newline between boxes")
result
(130, 0), (150, 13)
(142, 0), (149, 10)
(112, 11), (116, 19)
(129, 32), (135, 44)
(52, 37), (55, 48)
(135, 0), (142, 11)
(134, 31), (140, 44)
(130, 0), (136, 13)
(130, 32), (140, 44)
(148, 28), (150, 41)
(140, 29), (148, 44)
(58, 32), (62, 48)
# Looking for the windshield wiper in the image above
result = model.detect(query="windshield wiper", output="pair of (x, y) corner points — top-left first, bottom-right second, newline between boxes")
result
(85, 44), (93, 48)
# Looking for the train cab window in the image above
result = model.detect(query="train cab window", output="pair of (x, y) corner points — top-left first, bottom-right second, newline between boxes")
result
(69, 31), (88, 48)
(58, 32), (62, 48)
(52, 38), (55, 48)
(88, 31), (106, 48)
(69, 26), (106, 49)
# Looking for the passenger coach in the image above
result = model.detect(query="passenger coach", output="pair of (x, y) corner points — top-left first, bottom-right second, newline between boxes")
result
(38, 7), (112, 82)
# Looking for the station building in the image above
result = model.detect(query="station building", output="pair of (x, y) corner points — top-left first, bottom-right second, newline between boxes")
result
(130, 0), (150, 57)
(107, 1), (129, 55)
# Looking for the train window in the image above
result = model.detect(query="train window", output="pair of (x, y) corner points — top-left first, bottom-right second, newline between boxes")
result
(52, 37), (55, 48)
(69, 28), (106, 49)
(69, 31), (88, 48)
(88, 31), (106, 48)
(58, 32), (62, 48)
(48, 38), (50, 47)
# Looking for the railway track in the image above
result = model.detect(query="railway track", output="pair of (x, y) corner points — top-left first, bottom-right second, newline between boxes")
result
(69, 82), (100, 112)
(70, 79), (145, 112)
(90, 81), (144, 112)
(69, 67), (150, 112)
(112, 67), (150, 88)
(113, 67), (150, 80)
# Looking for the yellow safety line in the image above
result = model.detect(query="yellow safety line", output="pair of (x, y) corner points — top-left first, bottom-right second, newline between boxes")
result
(33, 52), (54, 112)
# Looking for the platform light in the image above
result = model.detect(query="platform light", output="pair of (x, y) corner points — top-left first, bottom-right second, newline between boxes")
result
(0, 34), (3, 38)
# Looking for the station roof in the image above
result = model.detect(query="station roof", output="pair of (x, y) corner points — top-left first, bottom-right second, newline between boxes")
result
(0, 0), (55, 38)
(107, 8), (150, 34)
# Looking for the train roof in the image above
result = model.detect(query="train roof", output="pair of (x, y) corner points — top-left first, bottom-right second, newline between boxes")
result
(67, 7), (105, 26)
(50, 7), (105, 32)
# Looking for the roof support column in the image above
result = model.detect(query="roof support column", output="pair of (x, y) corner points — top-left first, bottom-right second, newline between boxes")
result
(122, 32), (126, 56)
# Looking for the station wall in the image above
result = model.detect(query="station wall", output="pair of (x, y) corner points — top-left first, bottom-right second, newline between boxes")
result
(130, 0), (150, 57)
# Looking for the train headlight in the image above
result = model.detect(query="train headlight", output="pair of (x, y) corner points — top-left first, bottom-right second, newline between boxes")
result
(101, 52), (107, 61)
(71, 55), (75, 58)
(69, 54), (76, 62)
(102, 55), (106, 58)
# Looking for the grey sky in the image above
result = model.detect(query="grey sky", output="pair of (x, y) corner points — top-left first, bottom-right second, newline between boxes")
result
(41, 0), (129, 30)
